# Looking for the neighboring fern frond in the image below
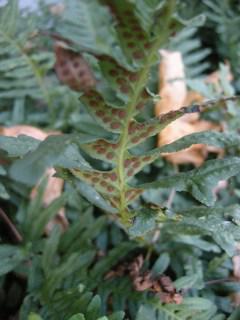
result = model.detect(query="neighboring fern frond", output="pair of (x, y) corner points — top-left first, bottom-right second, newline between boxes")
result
(141, 156), (240, 206)
(203, 0), (240, 76)
(0, 0), (54, 102)
(136, 298), (220, 320)
(170, 27), (211, 78)
(163, 205), (240, 256)
(16, 187), (134, 319)
(53, 0), (126, 64)
(126, 0), (165, 33)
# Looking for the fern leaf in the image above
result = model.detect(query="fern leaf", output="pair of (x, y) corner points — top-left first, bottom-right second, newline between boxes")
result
(140, 157), (240, 206)
(0, 0), (54, 103)
(136, 298), (218, 320)
(54, 0), (125, 62)
(170, 27), (210, 78)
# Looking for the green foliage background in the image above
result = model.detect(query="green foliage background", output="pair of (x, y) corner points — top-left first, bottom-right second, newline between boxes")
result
(0, 0), (240, 319)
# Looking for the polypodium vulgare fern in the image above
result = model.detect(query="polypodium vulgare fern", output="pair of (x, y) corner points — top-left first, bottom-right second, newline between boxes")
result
(55, 1), (240, 226)
(2, 0), (240, 230)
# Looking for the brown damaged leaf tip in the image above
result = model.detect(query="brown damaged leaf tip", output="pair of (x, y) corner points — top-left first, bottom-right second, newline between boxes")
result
(54, 42), (96, 92)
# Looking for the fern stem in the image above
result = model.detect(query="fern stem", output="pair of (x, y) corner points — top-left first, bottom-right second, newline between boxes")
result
(116, 0), (176, 224)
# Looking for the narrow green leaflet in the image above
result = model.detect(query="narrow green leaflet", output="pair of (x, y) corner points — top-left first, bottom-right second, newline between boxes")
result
(68, 314), (85, 320)
(161, 205), (240, 255)
(136, 304), (156, 320)
(86, 295), (101, 320)
(136, 297), (219, 320)
(156, 297), (218, 320)
(42, 251), (95, 298)
(108, 312), (125, 320)
(228, 308), (240, 320)
(74, 181), (117, 214)
(0, 166), (6, 176)
(0, 165), (9, 199)
(151, 252), (170, 275)
(179, 215), (238, 256)
(174, 258), (204, 290)
(140, 157), (240, 206)
(27, 314), (43, 320)
(129, 209), (156, 237)
(9, 135), (92, 185)
(41, 226), (61, 275)
(0, 182), (9, 199)
(27, 194), (67, 241)
(0, 245), (28, 276)
(158, 130), (240, 153)
(0, 135), (40, 157)
(68, 313), (86, 320)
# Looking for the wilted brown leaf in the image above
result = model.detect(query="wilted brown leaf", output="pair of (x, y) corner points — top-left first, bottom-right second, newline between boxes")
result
(0, 125), (68, 232)
(158, 275), (175, 293)
(104, 264), (127, 280)
(156, 50), (222, 166)
(104, 254), (183, 304)
(133, 272), (153, 291)
(54, 42), (96, 92)
(129, 254), (144, 277)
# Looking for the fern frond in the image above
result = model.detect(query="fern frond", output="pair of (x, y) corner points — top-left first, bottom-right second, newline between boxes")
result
(203, 0), (240, 76)
(0, 0), (54, 104)
(136, 298), (219, 320)
(3, 0), (240, 231)
(17, 191), (133, 319)
(170, 27), (210, 78)
(54, 0), (126, 64)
